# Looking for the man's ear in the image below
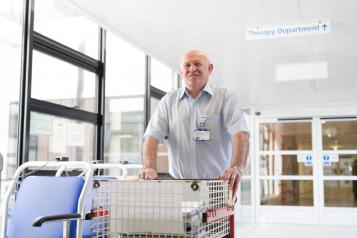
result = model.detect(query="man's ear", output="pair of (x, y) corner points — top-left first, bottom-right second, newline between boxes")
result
(209, 63), (213, 73)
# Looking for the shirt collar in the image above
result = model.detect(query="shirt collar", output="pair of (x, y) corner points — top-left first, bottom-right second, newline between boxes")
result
(179, 83), (213, 100)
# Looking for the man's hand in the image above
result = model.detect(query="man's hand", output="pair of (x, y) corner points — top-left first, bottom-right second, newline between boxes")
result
(138, 168), (158, 180)
(218, 167), (241, 190)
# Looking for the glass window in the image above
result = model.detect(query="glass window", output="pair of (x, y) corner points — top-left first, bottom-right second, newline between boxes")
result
(32, 50), (96, 112)
(243, 111), (251, 176)
(243, 155), (251, 176)
(34, 0), (99, 59)
(323, 154), (357, 176)
(151, 58), (176, 92)
(104, 32), (145, 165)
(324, 180), (357, 207)
(0, 0), (23, 178)
(29, 112), (95, 162)
(259, 122), (312, 151)
(241, 179), (251, 205)
(260, 180), (313, 206)
(322, 120), (357, 150)
(260, 155), (313, 176)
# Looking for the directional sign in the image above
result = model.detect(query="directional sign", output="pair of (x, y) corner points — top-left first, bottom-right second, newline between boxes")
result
(246, 20), (331, 40)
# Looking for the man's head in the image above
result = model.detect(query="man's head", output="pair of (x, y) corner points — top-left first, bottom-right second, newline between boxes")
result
(180, 49), (213, 96)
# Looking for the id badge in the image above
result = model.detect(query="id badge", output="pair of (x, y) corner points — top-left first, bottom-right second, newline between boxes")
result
(193, 128), (210, 141)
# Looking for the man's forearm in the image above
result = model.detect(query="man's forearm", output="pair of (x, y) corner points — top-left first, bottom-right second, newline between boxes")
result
(230, 132), (249, 169)
(142, 136), (159, 169)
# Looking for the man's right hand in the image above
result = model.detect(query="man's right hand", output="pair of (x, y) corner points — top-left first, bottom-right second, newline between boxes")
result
(138, 168), (158, 180)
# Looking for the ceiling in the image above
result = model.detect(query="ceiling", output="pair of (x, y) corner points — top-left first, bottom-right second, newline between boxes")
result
(68, 0), (357, 108)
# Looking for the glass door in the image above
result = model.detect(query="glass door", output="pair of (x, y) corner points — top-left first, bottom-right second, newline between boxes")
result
(255, 117), (357, 225)
(319, 118), (357, 225)
(255, 119), (318, 224)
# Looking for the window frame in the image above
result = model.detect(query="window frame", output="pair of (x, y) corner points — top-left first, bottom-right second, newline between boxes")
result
(18, 0), (105, 164)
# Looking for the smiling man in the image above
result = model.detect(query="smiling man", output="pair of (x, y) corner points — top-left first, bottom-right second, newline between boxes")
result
(139, 49), (249, 187)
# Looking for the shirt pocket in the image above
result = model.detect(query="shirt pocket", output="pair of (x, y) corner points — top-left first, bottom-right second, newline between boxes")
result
(205, 115), (221, 140)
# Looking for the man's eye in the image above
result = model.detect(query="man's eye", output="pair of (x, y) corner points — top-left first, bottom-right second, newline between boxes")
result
(194, 63), (201, 67)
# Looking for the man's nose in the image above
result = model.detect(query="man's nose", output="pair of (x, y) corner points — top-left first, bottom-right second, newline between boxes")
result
(188, 64), (196, 71)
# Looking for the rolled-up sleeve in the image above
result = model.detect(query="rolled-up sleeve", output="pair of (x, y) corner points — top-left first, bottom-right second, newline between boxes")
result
(222, 90), (249, 136)
(144, 94), (169, 144)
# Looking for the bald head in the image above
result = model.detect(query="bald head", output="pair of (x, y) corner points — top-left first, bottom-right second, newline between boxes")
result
(180, 49), (213, 98)
(180, 49), (211, 65)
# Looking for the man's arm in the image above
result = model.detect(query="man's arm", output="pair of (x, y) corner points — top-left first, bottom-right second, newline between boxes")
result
(230, 131), (249, 170)
(219, 131), (249, 186)
(139, 135), (159, 180)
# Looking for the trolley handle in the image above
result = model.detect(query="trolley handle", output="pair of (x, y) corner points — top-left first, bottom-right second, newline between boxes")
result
(227, 175), (239, 208)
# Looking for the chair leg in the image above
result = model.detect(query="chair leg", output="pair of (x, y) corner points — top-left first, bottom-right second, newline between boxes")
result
(63, 220), (70, 238)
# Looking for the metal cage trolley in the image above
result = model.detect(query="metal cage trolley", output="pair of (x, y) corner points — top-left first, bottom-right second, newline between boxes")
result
(90, 179), (237, 238)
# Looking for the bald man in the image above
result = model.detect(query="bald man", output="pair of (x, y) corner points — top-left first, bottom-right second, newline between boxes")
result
(139, 49), (249, 187)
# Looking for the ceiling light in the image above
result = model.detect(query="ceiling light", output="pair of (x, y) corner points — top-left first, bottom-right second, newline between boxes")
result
(275, 61), (328, 82)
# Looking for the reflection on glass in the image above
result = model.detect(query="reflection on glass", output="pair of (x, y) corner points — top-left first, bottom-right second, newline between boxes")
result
(243, 155), (251, 176)
(324, 180), (357, 207)
(324, 154), (357, 176)
(29, 112), (95, 162)
(32, 51), (96, 112)
(322, 120), (357, 150)
(151, 58), (175, 92)
(34, 0), (98, 58)
(0, 1), (23, 178)
(259, 122), (312, 151)
(105, 32), (145, 165)
(241, 179), (251, 205)
(260, 155), (312, 176)
(260, 180), (313, 206)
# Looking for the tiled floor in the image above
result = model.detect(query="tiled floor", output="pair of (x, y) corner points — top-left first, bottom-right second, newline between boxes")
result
(235, 223), (357, 238)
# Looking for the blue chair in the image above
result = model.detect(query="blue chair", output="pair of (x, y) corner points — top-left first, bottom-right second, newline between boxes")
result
(6, 176), (86, 238)
(2, 162), (117, 238)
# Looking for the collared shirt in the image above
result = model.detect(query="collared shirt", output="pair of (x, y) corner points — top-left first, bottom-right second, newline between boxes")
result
(144, 84), (249, 179)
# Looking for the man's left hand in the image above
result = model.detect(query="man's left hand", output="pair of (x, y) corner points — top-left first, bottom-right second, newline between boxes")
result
(218, 167), (241, 190)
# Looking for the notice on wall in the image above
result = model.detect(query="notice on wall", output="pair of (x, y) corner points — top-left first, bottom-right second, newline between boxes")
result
(246, 20), (330, 40)
(51, 119), (66, 154)
(67, 122), (85, 147)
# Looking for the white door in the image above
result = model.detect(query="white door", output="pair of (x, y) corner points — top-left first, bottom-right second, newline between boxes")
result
(255, 118), (318, 224)
(318, 118), (357, 225)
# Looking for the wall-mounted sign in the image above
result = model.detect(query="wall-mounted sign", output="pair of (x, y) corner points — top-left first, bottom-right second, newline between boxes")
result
(246, 20), (330, 40)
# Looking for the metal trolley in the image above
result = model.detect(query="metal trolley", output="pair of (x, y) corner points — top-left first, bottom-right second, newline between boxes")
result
(89, 179), (237, 238)
(1, 162), (237, 238)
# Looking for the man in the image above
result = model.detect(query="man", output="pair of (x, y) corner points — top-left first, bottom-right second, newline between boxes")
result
(139, 49), (249, 187)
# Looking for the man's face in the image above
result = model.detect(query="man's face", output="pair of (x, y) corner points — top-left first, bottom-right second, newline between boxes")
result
(180, 52), (213, 92)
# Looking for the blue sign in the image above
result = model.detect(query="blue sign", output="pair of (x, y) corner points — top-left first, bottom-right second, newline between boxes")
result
(323, 155), (331, 166)
(305, 155), (313, 166)
(246, 20), (331, 40)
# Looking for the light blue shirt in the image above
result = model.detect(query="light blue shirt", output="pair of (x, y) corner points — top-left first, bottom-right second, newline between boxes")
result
(144, 84), (249, 179)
